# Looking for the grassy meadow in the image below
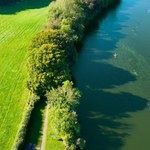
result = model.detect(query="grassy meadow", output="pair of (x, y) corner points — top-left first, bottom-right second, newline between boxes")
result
(0, 0), (50, 149)
(45, 109), (64, 150)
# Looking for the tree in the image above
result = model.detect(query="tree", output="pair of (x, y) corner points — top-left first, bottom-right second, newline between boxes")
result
(47, 81), (85, 149)
(27, 44), (70, 95)
(30, 29), (76, 66)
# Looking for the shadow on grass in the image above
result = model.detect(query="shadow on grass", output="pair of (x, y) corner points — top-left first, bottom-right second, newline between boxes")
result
(25, 99), (46, 148)
(0, 0), (52, 14)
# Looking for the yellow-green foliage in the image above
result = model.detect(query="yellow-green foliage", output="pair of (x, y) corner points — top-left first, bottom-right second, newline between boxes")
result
(47, 81), (85, 149)
(27, 0), (116, 97)
(27, 43), (71, 95)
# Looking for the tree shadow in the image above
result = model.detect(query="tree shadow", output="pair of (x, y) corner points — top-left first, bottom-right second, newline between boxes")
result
(78, 0), (138, 57)
(77, 0), (126, 53)
(77, 89), (148, 150)
(74, 59), (149, 150)
(73, 0), (148, 150)
(74, 62), (136, 90)
(0, 0), (51, 14)
(25, 100), (46, 147)
(74, 60), (148, 150)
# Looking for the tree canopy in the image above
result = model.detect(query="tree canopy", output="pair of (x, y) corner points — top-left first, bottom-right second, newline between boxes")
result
(47, 81), (85, 149)
(27, 43), (71, 95)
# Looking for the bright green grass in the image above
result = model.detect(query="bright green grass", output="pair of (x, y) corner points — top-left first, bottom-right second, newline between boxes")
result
(0, 0), (50, 149)
(45, 108), (64, 150)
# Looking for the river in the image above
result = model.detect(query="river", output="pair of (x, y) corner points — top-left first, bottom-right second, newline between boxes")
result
(73, 0), (150, 150)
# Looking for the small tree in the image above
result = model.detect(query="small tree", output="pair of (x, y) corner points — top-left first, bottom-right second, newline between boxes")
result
(47, 81), (85, 149)
(48, 80), (80, 109)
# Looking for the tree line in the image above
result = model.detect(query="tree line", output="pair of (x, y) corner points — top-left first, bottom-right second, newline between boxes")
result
(27, 0), (115, 148)
(12, 0), (116, 149)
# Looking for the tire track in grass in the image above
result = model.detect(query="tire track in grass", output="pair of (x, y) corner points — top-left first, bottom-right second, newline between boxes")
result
(0, 57), (25, 130)
(0, 65), (25, 125)
(0, 70), (27, 146)
(0, 10), (46, 118)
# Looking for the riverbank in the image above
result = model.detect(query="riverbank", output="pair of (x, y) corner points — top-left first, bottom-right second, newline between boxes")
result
(73, 0), (150, 149)
(18, 0), (118, 149)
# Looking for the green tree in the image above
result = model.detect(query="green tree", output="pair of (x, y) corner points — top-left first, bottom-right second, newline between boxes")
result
(27, 44), (70, 95)
(48, 80), (80, 109)
(47, 81), (85, 149)
(30, 29), (76, 65)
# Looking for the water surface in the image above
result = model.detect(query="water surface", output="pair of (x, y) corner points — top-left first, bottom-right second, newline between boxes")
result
(73, 0), (150, 149)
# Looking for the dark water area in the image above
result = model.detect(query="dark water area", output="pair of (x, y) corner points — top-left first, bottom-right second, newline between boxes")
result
(73, 0), (150, 150)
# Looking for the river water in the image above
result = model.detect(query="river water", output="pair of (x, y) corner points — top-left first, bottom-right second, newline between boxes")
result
(73, 0), (150, 149)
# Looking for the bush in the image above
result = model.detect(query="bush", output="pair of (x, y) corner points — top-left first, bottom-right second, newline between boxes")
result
(47, 81), (85, 149)
(12, 94), (39, 150)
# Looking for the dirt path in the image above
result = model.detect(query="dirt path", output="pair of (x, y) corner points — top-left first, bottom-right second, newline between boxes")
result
(40, 104), (50, 150)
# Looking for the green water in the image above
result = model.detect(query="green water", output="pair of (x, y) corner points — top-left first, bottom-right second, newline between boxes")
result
(73, 0), (150, 150)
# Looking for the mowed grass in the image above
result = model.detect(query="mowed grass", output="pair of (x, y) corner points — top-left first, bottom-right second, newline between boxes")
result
(0, 0), (50, 149)
(45, 108), (64, 150)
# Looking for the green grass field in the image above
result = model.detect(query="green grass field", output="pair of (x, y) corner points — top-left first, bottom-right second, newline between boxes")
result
(0, 0), (50, 149)
(45, 108), (64, 150)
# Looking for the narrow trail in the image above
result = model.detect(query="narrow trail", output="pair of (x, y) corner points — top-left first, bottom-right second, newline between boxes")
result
(40, 104), (50, 150)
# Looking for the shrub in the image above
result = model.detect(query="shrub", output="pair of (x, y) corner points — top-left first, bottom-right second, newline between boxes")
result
(47, 81), (85, 149)
(12, 94), (39, 150)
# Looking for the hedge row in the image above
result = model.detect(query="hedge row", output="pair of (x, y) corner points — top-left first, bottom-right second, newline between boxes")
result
(12, 94), (39, 150)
